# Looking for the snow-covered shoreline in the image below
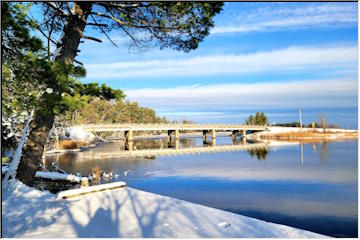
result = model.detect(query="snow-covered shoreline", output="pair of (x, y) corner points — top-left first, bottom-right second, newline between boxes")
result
(2, 180), (328, 238)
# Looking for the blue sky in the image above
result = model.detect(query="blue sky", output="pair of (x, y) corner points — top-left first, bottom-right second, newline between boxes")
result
(36, 2), (359, 128)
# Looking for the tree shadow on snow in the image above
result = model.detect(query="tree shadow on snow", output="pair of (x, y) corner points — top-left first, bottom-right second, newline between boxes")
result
(3, 185), (231, 238)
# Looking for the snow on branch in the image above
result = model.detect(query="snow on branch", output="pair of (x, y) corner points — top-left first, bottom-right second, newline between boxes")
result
(2, 110), (34, 188)
(45, 2), (69, 17)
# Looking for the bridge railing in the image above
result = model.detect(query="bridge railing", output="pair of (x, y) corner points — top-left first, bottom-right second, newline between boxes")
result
(75, 123), (268, 129)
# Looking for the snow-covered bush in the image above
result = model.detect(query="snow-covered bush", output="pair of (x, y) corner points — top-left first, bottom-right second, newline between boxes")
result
(64, 127), (95, 142)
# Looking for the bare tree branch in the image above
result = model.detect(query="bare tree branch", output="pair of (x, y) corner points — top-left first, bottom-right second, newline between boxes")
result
(73, 59), (84, 66)
(90, 11), (127, 25)
(82, 35), (103, 43)
(47, 16), (56, 61)
(65, 2), (73, 15)
(24, 14), (59, 46)
(106, 8), (142, 50)
(89, 15), (118, 47)
(87, 22), (109, 27)
(91, 10), (184, 31)
(44, 2), (69, 17)
(106, 7), (185, 31)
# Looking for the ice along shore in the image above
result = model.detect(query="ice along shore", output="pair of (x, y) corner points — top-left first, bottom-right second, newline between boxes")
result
(2, 180), (328, 238)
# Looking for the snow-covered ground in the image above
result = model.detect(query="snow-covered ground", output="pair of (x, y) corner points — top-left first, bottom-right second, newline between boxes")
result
(2, 180), (327, 238)
(263, 126), (357, 134)
(34, 171), (85, 183)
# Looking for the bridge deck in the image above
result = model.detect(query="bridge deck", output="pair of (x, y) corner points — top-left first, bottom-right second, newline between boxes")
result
(75, 124), (268, 132)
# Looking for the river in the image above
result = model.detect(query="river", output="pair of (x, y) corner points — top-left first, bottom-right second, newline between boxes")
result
(46, 136), (358, 237)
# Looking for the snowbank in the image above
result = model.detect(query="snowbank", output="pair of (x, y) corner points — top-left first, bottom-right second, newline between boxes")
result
(2, 180), (327, 238)
(35, 171), (84, 183)
(57, 181), (126, 199)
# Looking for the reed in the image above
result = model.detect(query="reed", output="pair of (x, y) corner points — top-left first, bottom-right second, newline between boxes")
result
(58, 140), (88, 149)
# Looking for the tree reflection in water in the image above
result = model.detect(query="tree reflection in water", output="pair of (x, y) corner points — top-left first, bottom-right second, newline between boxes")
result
(319, 142), (328, 161)
(247, 148), (269, 161)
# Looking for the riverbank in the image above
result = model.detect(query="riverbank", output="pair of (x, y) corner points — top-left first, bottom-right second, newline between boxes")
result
(250, 126), (358, 142)
(2, 180), (327, 238)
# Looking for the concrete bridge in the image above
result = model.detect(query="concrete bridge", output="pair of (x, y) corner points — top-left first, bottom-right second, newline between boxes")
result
(75, 123), (268, 143)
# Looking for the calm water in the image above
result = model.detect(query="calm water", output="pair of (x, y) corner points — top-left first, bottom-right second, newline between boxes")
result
(46, 137), (358, 237)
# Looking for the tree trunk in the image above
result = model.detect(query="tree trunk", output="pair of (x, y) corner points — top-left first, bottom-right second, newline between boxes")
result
(55, 2), (93, 64)
(16, 2), (93, 186)
(16, 111), (55, 185)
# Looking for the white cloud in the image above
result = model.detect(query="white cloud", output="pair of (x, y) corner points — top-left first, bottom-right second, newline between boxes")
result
(147, 165), (357, 184)
(125, 79), (358, 110)
(85, 45), (357, 79)
(212, 3), (357, 34)
(156, 111), (225, 116)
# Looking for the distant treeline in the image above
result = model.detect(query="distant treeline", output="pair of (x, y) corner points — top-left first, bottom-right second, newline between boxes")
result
(271, 121), (340, 129)
(59, 97), (167, 126)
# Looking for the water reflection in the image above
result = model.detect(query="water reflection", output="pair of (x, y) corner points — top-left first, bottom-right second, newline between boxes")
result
(319, 142), (328, 161)
(309, 142), (329, 161)
(122, 137), (203, 150)
(45, 137), (358, 237)
(202, 138), (217, 147)
(179, 138), (196, 148)
(168, 139), (180, 149)
(247, 148), (269, 160)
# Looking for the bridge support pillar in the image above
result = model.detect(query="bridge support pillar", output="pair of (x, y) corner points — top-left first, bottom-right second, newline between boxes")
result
(125, 141), (133, 151)
(241, 129), (247, 138)
(211, 129), (216, 140)
(242, 136), (247, 145)
(211, 138), (216, 146)
(168, 130), (176, 142)
(175, 129), (179, 140)
(124, 130), (134, 142)
(202, 130), (208, 142)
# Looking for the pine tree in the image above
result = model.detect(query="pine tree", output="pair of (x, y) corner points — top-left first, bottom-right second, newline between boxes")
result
(5, 2), (223, 186)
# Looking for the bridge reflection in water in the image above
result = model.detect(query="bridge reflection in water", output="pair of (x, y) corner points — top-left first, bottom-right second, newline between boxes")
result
(79, 139), (268, 160)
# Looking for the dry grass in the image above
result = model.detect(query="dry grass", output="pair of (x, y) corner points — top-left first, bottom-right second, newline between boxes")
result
(263, 137), (356, 144)
(58, 140), (88, 149)
(91, 166), (102, 185)
(260, 130), (358, 141)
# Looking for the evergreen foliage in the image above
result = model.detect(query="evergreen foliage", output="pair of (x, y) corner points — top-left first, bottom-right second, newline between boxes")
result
(38, 2), (224, 55)
(273, 122), (302, 127)
(244, 112), (268, 125)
